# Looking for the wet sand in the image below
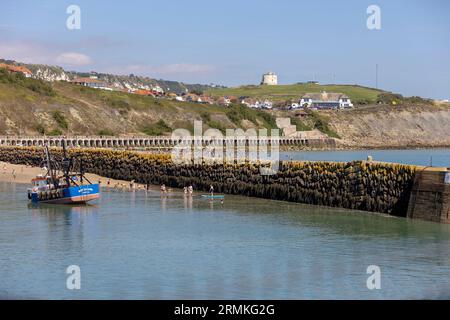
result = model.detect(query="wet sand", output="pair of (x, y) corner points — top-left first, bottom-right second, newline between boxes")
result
(0, 161), (189, 195)
(0, 161), (140, 189)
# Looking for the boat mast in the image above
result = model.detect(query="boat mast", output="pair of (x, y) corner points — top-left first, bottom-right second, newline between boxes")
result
(80, 157), (84, 184)
(44, 144), (57, 185)
(61, 140), (71, 187)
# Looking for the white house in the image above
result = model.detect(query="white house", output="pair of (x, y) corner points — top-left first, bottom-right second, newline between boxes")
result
(152, 85), (164, 94)
(289, 102), (300, 109)
(260, 99), (273, 109)
(217, 97), (232, 106)
(241, 98), (259, 108)
(71, 76), (109, 90)
(300, 91), (353, 109)
(241, 98), (273, 109)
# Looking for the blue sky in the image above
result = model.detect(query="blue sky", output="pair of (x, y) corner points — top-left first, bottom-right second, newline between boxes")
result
(0, 0), (449, 98)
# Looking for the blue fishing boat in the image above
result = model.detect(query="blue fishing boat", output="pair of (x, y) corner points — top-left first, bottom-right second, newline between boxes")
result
(27, 142), (100, 204)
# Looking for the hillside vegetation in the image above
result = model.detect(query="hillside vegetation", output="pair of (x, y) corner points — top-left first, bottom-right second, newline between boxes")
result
(0, 70), (277, 136)
(1, 70), (449, 149)
(207, 83), (384, 104)
(0, 58), (221, 94)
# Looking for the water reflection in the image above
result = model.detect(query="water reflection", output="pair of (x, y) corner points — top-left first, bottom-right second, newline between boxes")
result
(27, 202), (99, 216)
(183, 194), (193, 211)
(1, 182), (449, 299)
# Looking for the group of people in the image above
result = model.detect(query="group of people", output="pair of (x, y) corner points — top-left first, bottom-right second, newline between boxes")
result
(95, 177), (219, 201)
(161, 184), (215, 196)
(99, 178), (151, 192)
(182, 185), (194, 195)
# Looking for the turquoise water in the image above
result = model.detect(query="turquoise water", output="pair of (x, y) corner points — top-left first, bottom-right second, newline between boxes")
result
(282, 149), (450, 167)
(1, 180), (450, 299)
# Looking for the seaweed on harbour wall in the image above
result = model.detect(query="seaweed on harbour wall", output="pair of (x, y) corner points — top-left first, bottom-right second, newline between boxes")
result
(0, 147), (417, 216)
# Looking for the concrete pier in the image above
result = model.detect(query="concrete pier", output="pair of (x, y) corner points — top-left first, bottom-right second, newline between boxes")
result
(0, 135), (336, 149)
(407, 167), (450, 223)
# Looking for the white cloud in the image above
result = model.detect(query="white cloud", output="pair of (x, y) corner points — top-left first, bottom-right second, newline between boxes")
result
(0, 41), (92, 67)
(55, 52), (92, 66)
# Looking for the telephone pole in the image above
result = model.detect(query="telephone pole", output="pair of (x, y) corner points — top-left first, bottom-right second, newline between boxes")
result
(375, 64), (379, 89)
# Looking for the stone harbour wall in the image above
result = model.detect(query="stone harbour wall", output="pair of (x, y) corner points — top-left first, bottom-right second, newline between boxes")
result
(0, 146), (419, 217)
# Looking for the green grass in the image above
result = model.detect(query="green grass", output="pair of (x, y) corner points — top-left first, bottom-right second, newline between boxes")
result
(289, 116), (312, 131)
(207, 83), (384, 105)
(58, 82), (286, 132)
(0, 73), (345, 136)
(141, 119), (172, 136)
(52, 110), (68, 130)
(48, 128), (63, 136)
(97, 129), (116, 136)
(226, 104), (256, 126)
(206, 120), (227, 134)
(255, 110), (277, 128)
(35, 123), (46, 135)
(0, 69), (56, 97)
(309, 111), (340, 138)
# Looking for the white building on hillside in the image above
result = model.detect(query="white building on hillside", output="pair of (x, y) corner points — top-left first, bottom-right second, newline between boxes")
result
(300, 91), (353, 109)
(261, 72), (278, 85)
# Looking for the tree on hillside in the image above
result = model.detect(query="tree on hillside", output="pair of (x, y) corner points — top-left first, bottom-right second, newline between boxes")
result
(190, 89), (204, 96)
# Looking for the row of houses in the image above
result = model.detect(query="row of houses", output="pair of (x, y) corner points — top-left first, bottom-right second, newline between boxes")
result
(69, 76), (239, 105)
(299, 92), (353, 109)
(281, 92), (353, 110)
(0, 64), (354, 110)
(69, 77), (353, 110)
(0, 63), (33, 77)
(240, 98), (273, 109)
(239, 92), (353, 110)
(70, 76), (166, 96)
(67, 75), (271, 108)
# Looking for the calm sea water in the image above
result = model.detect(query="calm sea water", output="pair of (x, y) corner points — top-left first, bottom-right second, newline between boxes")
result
(1, 178), (450, 299)
(282, 149), (450, 167)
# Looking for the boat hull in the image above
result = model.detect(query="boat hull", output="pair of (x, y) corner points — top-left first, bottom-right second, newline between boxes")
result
(30, 184), (100, 204)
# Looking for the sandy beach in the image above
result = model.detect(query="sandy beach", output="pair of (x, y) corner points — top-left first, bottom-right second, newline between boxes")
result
(0, 161), (138, 189)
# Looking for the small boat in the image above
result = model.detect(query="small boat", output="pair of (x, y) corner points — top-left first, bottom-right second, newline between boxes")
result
(201, 194), (225, 199)
(27, 142), (100, 204)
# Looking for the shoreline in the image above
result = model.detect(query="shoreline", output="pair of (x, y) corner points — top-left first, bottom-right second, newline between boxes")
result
(0, 161), (142, 189)
(281, 144), (450, 152)
(2, 148), (446, 223)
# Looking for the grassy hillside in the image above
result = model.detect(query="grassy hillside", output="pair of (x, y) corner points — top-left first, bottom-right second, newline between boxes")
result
(207, 83), (384, 104)
(0, 58), (223, 94)
(0, 70), (278, 136)
(2, 70), (444, 148)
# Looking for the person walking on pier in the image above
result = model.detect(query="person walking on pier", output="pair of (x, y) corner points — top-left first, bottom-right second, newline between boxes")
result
(209, 184), (214, 196)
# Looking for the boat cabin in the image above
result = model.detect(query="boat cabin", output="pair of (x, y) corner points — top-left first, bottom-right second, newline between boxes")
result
(31, 176), (53, 190)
